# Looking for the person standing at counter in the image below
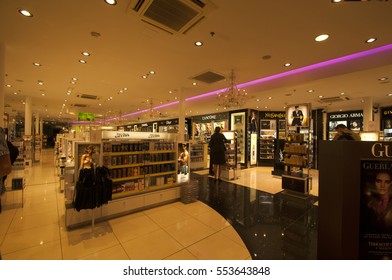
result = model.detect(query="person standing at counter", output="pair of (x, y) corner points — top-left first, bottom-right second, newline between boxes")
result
(333, 124), (361, 141)
(209, 127), (227, 182)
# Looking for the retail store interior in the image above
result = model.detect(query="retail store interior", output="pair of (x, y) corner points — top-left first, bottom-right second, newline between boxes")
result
(1, 1), (392, 260)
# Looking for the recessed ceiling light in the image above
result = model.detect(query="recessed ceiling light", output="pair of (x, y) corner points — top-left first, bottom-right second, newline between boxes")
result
(284, 63), (291, 67)
(379, 77), (388, 81)
(142, 75), (148, 79)
(82, 52), (90, 56)
(104, 0), (117, 5)
(318, 95), (323, 98)
(332, 0), (342, 3)
(18, 9), (33, 17)
(149, 70), (155, 74)
(315, 34), (329, 42)
(6, 84), (12, 87)
(307, 89), (314, 93)
(387, 93), (392, 97)
(194, 41), (203, 47)
(340, 92), (345, 95)
(38, 81), (44, 85)
(41, 93), (45, 96)
(268, 97), (272, 99)
(256, 99), (260, 102)
(33, 62), (41, 66)
(193, 82), (197, 86)
(79, 59), (87, 64)
(366, 38), (377, 43)
(13, 92), (18, 95)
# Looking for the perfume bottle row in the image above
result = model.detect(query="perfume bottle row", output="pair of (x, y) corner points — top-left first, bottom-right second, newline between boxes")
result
(110, 163), (176, 179)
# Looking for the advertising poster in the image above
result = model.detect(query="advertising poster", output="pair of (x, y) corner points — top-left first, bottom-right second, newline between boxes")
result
(359, 159), (392, 259)
(177, 142), (190, 183)
(286, 104), (309, 127)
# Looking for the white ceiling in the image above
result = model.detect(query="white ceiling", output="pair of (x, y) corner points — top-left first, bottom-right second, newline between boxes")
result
(1, 0), (392, 124)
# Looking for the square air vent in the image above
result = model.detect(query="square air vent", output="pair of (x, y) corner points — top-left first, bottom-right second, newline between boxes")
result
(128, 0), (216, 35)
(77, 94), (99, 100)
(71, 104), (88, 108)
(317, 96), (351, 104)
(192, 71), (226, 84)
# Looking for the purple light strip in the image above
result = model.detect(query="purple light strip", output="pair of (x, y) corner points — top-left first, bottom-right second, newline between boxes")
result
(104, 101), (180, 122)
(186, 43), (392, 101)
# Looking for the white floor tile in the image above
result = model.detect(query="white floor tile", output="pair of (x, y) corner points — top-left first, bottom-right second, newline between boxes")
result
(2, 240), (62, 260)
(122, 229), (183, 260)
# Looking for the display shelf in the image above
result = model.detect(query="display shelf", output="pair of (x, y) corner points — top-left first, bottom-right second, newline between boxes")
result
(282, 105), (312, 194)
(65, 131), (182, 229)
(189, 143), (206, 170)
(259, 119), (277, 165)
(222, 131), (240, 180)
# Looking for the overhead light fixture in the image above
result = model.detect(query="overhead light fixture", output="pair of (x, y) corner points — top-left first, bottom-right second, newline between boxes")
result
(194, 41), (203, 47)
(33, 62), (41, 66)
(104, 0), (117, 5)
(284, 63), (291, 67)
(82, 52), (90, 56)
(79, 59), (87, 64)
(366, 38), (377, 43)
(315, 34), (329, 42)
(18, 9), (33, 17)
(216, 70), (248, 109)
(307, 89), (314, 93)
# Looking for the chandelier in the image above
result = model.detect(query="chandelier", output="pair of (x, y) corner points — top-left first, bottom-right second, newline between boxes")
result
(141, 99), (163, 120)
(217, 70), (248, 108)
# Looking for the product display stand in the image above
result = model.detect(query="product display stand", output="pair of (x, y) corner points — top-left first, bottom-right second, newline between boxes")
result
(221, 131), (239, 180)
(281, 104), (312, 194)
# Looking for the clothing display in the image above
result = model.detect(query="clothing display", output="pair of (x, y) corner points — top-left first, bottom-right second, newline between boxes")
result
(73, 166), (113, 212)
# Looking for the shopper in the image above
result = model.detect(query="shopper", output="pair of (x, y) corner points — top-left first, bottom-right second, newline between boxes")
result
(333, 124), (361, 141)
(208, 126), (227, 182)
(364, 170), (392, 230)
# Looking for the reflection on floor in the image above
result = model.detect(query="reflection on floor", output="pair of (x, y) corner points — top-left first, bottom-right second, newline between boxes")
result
(0, 149), (318, 260)
(193, 172), (318, 260)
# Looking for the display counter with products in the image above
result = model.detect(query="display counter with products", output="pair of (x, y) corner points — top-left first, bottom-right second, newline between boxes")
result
(64, 131), (182, 228)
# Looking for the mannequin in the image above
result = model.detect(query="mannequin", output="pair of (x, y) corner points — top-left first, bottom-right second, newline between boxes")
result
(80, 145), (94, 169)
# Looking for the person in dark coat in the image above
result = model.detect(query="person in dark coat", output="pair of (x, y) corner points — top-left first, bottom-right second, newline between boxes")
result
(208, 126), (227, 182)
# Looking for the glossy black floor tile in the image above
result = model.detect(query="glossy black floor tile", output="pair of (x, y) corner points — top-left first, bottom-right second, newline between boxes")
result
(192, 173), (318, 260)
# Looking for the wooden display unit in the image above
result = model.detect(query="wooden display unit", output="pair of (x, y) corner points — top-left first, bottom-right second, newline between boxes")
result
(281, 104), (312, 194)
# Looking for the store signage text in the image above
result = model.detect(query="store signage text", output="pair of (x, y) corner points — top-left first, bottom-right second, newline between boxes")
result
(141, 123), (148, 127)
(371, 143), (392, 158)
(114, 132), (131, 138)
(264, 112), (285, 119)
(329, 112), (363, 119)
(148, 133), (161, 139)
(202, 115), (217, 121)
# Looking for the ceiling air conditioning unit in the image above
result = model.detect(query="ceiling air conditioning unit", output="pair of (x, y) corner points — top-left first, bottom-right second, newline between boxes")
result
(317, 96), (351, 104)
(128, 0), (216, 35)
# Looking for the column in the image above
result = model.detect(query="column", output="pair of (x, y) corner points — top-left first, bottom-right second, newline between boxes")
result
(35, 113), (40, 135)
(0, 43), (5, 128)
(178, 88), (185, 142)
(362, 97), (374, 131)
(25, 97), (32, 135)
